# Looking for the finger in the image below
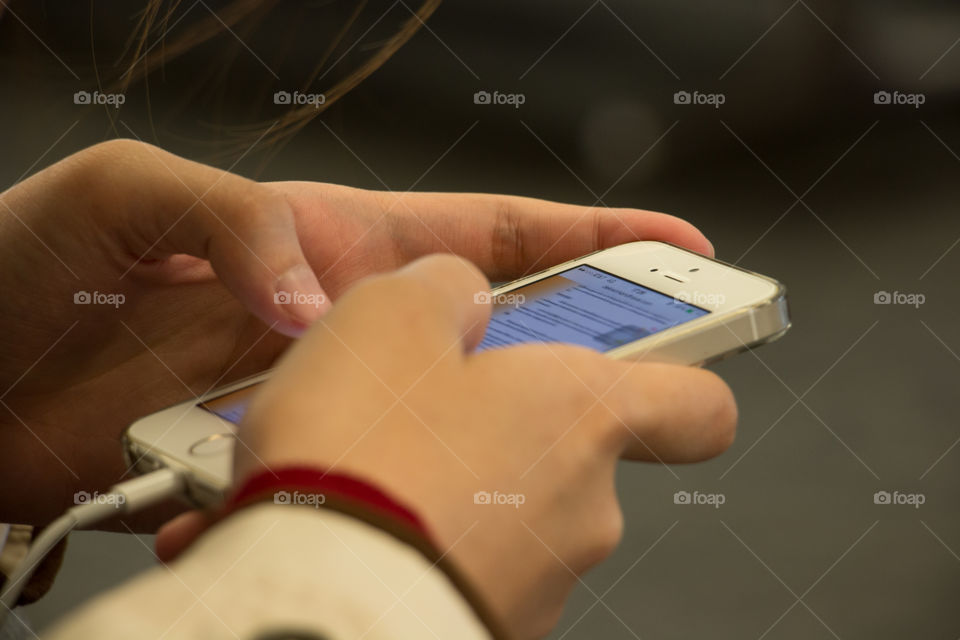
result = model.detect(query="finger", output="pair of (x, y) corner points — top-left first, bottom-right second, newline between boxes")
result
(313, 253), (493, 358)
(154, 509), (216, 563)
(602, 362), (737, 463)
(370, 191), (714, 280)
(76, 139), (329, 336)
(237, 255), (493, 479)
(475, 345), (734, 463)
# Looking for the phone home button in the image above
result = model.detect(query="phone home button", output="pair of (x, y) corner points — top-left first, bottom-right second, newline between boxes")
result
(189, 433), (236, 457)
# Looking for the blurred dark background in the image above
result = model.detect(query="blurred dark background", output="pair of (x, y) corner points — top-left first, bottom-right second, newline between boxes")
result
(3, 1), (960, 638)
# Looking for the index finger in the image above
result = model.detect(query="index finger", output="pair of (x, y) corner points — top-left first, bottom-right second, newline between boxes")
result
(375, 191), (714, 281)
(488, 345), (737, 464)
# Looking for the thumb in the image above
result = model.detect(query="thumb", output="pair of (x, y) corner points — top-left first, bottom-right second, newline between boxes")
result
(77, 139), (329, 336)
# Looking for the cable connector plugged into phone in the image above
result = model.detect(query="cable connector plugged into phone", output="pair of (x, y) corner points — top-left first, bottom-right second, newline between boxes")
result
(0, 468), (187, 624)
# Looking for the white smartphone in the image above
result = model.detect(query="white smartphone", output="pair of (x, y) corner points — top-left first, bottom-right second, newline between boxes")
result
(124, 241), (790, 505)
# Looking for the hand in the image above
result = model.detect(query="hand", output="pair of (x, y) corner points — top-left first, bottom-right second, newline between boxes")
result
(172, 255), (737, 638)
(0, 139), (712, 528)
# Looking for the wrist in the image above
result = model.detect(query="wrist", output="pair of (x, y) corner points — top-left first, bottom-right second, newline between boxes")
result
(222, 465), (509, 639)
(227, 466), (432, 542)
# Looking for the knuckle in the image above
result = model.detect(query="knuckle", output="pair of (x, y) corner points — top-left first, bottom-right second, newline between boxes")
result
(490, 197), (526, 276)
(589, 207), (604, 253)
(68, 139), (146, 185)
(83, 137), (149, 161)
(602, 507), (625, 552)
(583, 504), (624, 566)
(59, 140), (154, 224)
(73, 140), (159, 188)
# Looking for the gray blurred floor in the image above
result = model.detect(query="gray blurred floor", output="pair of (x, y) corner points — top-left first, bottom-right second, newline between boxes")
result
(3, 1), (960, 638)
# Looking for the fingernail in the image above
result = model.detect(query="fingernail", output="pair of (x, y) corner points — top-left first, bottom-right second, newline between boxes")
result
(274, 264), (329, 330)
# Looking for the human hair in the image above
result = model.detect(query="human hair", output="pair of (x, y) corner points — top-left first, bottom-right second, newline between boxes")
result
(119, 0), (442, 148)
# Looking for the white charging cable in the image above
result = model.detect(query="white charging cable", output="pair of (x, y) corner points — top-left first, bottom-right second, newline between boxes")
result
(0, 468), (187, 626)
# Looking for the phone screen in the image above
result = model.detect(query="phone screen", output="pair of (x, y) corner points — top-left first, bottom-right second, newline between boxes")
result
(201, 264), (709, 424)
(478, 264), (708, 352)
(199, 385), (257, 425)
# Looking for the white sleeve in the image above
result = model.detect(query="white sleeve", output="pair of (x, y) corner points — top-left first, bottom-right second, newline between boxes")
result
(43, 504), (493, 640)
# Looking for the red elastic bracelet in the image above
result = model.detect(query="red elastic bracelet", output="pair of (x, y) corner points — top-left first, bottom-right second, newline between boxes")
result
(226, 466), (433, 543)
(223, 466), (507, 640)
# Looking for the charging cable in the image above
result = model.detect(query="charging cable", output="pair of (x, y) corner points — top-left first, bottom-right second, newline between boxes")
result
(0, 468), (187, 627)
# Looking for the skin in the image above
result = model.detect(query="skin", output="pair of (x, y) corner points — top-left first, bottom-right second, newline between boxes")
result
(0, 139), (733, 636)
(231, 255), (737, 638)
